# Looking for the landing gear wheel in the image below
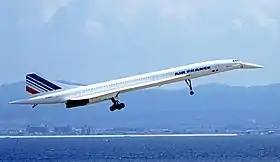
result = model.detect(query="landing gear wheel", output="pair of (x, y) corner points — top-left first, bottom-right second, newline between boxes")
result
(119, 103), (125, 109)
(115, 103), (125, 110)
(110, 105), (116, 111)
(109, 97), (125, 111)
(190, 91), (194, 95)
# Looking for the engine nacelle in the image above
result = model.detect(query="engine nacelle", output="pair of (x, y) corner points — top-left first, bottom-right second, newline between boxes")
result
(65, 99), (89, 108)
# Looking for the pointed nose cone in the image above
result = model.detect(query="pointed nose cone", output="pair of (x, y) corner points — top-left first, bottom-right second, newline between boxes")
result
(241, 62), (264, 69)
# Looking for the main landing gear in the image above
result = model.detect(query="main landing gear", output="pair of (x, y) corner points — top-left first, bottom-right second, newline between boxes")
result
(109, 97), (125, 112)
(185, 79), (195, 95)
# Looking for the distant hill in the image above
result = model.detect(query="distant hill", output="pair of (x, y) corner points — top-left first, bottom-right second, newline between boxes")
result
(1, 81), (280, 130)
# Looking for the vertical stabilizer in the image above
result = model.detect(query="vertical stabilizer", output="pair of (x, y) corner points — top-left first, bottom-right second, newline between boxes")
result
(25, 73), (63, 95)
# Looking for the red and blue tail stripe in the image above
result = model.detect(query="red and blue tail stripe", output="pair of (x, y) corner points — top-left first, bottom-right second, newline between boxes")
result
(26, 79), (48, 92)
(25, 73), (62, 95)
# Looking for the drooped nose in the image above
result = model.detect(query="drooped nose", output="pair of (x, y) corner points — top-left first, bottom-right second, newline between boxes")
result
(241, 62), (264, 69)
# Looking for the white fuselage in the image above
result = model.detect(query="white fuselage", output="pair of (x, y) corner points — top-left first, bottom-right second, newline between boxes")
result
(10, 59), (263, 106)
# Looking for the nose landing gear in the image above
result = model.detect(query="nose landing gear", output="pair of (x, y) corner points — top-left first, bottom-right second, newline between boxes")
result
(185, 79), (194, 95)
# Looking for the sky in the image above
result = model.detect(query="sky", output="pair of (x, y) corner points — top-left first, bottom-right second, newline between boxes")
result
(0, 0), (279, 89)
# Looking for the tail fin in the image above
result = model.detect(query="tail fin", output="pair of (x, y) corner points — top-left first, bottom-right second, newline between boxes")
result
(25, 73), (63, 95)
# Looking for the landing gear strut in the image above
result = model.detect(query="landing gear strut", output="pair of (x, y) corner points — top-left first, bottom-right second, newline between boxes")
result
(109, 97), (125, 112)
(185, 79), (194, 95)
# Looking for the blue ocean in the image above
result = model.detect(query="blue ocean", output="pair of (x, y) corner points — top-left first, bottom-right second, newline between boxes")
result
(1, 135), (280, 161)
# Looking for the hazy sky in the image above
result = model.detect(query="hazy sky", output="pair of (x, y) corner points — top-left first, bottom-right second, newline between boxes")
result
(0, 0), (279, 88)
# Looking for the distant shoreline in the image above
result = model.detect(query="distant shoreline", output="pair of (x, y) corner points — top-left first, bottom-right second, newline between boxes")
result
(0, 134), (239, 139)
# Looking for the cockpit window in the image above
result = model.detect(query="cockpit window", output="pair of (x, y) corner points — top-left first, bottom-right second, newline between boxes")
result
(233, 59), (240, 62)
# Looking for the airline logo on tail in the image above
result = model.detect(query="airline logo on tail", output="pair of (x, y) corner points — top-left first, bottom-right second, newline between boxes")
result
(26, 73), (62, 94)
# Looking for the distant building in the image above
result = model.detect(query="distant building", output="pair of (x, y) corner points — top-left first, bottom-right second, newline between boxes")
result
(81, 125), (92, 135)
(53, 125), (74, 135)
(26, 125), (49, 135)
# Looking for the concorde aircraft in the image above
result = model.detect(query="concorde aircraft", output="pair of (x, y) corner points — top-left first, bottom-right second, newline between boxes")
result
(9, 59), (263, 111)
